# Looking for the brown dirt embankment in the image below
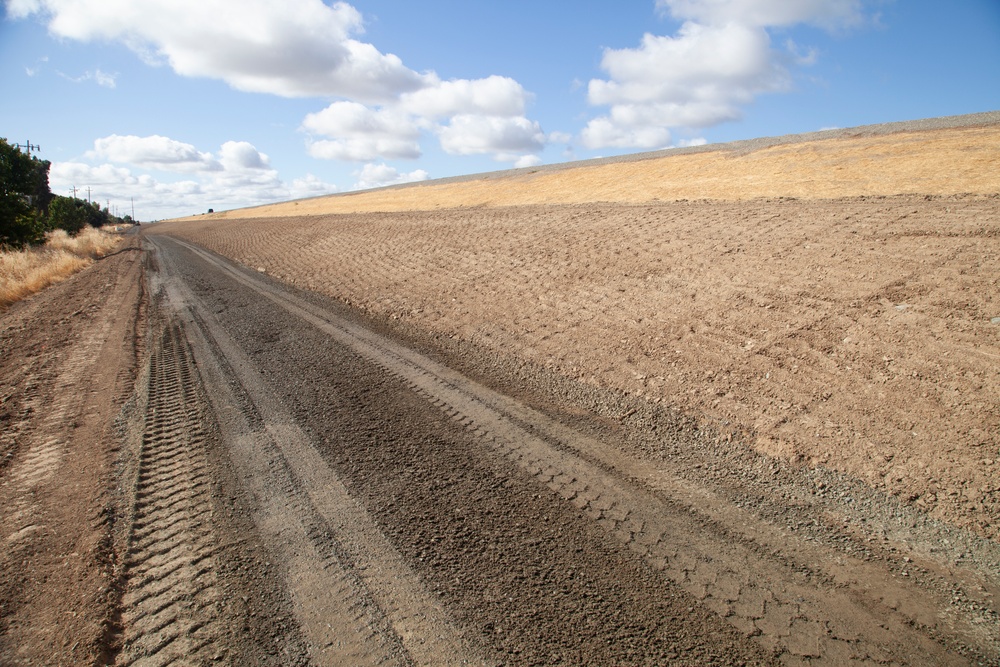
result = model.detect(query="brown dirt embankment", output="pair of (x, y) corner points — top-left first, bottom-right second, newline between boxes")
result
(186, 114), (1000, 220)
(155, 115), (1000, 539)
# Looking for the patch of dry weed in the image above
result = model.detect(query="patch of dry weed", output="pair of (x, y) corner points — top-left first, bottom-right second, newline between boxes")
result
(0, 227), (125, 310)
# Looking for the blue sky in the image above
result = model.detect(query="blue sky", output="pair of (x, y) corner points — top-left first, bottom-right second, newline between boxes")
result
(1, 0), (998, 220)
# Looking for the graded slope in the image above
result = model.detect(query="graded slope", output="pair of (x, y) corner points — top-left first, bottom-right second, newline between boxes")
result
(157, 113), (1000, 541)
(188, 111), (1000, 219)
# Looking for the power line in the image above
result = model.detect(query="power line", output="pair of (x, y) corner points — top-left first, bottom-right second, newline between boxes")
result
(14, 140), (40, 156)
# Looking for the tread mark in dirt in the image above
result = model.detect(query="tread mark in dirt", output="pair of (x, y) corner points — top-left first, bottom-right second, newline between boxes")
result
(166, 237), (994, 666)
(115, 323), (223, 666)
(162, 285), (483, 665)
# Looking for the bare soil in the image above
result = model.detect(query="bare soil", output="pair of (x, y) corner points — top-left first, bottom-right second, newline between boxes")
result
(165, 114), (1000, 541)
(0, 238), (145, 663)
(1, 114), (998, 665)
(163, 193), (1000, 541)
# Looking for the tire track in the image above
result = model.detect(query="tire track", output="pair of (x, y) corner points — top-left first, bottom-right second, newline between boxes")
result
(151, 237), (486, 666)
(115, 323), (223, 666)
(164, 236), (996, 666)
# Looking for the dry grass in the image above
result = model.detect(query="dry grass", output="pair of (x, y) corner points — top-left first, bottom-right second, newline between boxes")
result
(0, 227), (126, 310)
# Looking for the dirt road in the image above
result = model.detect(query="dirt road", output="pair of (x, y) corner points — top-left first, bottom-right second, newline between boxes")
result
(2, 223), (996, 664)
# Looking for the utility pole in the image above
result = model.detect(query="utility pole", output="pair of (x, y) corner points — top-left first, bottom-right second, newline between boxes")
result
(86, 186), (91, 203)
(131, 197), (135, 221)
(14, 141), (40, 156)
(70, 186), (78, 198)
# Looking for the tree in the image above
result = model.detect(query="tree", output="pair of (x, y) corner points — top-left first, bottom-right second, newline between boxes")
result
(29, 157), (53, 215)
(84, 199), (107, 228)
(0, 137), (51, 248)
(48, 195), (89, 235)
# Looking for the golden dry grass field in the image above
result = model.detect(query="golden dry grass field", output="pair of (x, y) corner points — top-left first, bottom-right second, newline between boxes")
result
(157, 115), (1000, 539)
(0, 227), (125, 310)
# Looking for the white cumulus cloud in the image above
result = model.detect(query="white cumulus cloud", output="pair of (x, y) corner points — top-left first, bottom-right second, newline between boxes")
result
(302, 75), (546, 163)
(400, 75), (529, 119)
(513, 154), (543, 169)
(581, 117), (673, 151)
(54, 134), (340, 219)
(51, 161), (138, 188)
(91, 69), (117, 88)
(677, 137), (708, 147)
(289, 173), (338, 198)
(218, 141), (271, 171)
(353, 163), (429, 190)
(8, 0), (424, 101)
(91, 134), (221, 172)
(439, 115), (545, 158)
(656, 0), (863, 28)
(58, 68), (117, 88)
(588, 24), (783, 109)
(302, 102), (421, 161)
(584, 0), (867, 150)
(10, 0), (548, 165)
(49, 161), (208, 217)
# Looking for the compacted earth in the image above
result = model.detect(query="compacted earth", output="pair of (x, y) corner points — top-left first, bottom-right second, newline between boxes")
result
(1, 114), (998, 665)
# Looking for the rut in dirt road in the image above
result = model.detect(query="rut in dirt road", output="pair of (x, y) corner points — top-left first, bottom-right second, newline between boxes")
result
(155, 237), (485, 665)
(145, 233), (999, 666)
(115, 323), (223, 665)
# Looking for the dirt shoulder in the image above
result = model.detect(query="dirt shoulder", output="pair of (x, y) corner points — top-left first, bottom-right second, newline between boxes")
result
(0, 235), (311, 665)
(0, 236), (145, 664)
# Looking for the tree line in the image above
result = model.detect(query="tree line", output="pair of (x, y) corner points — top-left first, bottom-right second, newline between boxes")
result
(1, 137), (135, 249)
